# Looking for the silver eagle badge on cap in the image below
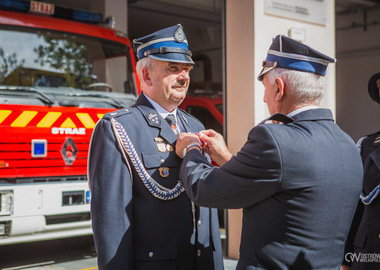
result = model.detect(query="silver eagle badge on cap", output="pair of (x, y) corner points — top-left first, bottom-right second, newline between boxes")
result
(174, 25), (185, 43)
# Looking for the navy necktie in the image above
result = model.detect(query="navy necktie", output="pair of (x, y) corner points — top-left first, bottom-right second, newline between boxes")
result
(165, 114), (178, 135)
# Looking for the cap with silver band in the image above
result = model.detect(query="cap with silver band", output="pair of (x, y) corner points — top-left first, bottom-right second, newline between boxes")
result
(258, 35), (336, 81)
(133, 24), (194, 64)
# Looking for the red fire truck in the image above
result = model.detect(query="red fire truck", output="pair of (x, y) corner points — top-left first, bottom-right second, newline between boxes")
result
(0, 0), (140, 245)
(179, 93), (223, 134)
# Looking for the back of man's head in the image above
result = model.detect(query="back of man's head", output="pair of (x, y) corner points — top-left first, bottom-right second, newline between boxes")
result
(266, 68), (326, 106)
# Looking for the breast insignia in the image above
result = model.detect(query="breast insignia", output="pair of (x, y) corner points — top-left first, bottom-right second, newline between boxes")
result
(159, 167), (169, 178)
(166, 144), (174, 152)
(157, 142), (167, 152)
(147, 112), (161, 126)
(154, 137), (164, 142)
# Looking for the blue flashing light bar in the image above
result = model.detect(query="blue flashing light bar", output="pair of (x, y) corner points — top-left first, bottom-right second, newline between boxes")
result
(0, 0), (103, 25)
(0, 0), (29, 12)
(73, 10), (103, 24)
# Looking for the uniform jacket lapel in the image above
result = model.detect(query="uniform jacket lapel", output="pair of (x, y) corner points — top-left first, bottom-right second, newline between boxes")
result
(177, 109), (193, 133)
(134, 93), (178, 144)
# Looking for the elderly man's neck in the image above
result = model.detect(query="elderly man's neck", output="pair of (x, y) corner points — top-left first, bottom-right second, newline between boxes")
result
(278, 102), (319, 115)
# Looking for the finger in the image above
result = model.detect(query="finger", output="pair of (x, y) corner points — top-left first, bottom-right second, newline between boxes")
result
(198, 133), (214, 145)
(203, 144), (211, 155)
(199, 129), (216, 137)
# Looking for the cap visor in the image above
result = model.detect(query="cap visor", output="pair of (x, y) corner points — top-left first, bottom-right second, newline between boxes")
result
(257, 66), (275, 81)
(149, 53), (194, 64)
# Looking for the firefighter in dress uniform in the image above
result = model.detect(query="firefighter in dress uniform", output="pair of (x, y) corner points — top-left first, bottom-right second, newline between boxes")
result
(343, 72), (380, 270)
(175, 35), (363, 269)
(88, 24), (223, 270)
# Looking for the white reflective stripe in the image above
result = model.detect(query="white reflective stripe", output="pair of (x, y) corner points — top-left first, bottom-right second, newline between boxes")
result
(148, 55), (193, 64)
(137, 37), (188, 52)
(267, 49), (333, 65)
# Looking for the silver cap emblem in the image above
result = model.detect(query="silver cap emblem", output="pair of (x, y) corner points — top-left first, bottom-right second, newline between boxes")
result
(174, 25), (185, 43)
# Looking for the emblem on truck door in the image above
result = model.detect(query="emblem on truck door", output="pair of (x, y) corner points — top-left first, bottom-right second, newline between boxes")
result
(61, 138), (78, 165)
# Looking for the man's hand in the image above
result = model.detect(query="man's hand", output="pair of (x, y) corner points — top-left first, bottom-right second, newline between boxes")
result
(199, 129), (232, 166)
(175, 133), (201, 158)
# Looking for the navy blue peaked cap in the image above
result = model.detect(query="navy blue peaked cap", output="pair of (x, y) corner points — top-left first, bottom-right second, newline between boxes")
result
(368, 72), (380, 103)
(133, 24), (194, 64)
(258, 35), (336, 81)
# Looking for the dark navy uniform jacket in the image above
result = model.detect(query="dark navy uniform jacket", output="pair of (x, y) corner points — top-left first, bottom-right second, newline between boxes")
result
(344, 131), (380, 270)
(88, 94), (223, 270)
(179, 108), (363, 270)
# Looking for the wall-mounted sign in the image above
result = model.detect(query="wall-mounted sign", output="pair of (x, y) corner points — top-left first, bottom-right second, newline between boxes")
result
(265, 0), (327, 26)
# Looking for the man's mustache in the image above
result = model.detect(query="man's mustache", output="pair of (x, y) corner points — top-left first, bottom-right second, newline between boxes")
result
(172, 80), (187, 87)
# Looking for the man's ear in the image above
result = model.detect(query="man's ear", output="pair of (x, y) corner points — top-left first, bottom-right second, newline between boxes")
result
(142, 67), (152, 86)
(275, 77), (285, 101)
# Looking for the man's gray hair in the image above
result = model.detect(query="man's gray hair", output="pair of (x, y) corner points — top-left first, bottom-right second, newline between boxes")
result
(136, 57), (155, 87)
(266, 68), (326, 105)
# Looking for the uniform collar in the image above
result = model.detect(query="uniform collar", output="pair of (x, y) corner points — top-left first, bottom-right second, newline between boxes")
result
(134, 93), (178, 144)
(290, 108), (334, 122)
(143, 93), (179, 122)
(264, 108), (334, 125)
(287, 105), (319, 118)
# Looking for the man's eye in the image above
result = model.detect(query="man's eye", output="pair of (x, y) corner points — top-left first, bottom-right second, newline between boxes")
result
(168, 66), (177, 72)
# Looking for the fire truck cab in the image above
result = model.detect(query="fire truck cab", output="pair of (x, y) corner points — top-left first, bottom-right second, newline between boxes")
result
(0, 0), (139, 245)
(0, 0), (224, 246)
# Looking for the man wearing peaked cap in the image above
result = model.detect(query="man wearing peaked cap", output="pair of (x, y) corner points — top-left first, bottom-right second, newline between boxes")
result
(88, 24), (223, 269)
(175, 35), (363, 269)
(343, 72), (380, 270)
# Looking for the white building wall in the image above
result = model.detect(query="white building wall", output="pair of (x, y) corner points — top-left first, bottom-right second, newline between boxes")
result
(336, 8), (380, 141)
(253, 0), (336, 124)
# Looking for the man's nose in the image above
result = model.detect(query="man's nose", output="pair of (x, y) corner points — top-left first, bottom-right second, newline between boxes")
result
(178, 69), (190, 80)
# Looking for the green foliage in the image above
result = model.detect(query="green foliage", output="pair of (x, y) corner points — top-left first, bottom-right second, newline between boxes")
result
(0, 48), (25, 82)
(34, 36), (95, 89)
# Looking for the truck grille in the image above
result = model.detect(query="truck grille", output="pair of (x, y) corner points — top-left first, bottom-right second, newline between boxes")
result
(0, 136), (90, 179)
(0, 176), (87, 184)
(45, 212), (91, 225)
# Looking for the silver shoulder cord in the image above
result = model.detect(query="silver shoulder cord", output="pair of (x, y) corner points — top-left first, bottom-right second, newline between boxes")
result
(111, 119), (134, 184)
(356, 135), (380, 205)
(111, 117), (197, 232)
(110, 118), (185, 200)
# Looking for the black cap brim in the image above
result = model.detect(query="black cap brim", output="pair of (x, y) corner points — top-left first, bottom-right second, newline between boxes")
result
(368, 72), (380, 103)
(149, 53), (194, 64)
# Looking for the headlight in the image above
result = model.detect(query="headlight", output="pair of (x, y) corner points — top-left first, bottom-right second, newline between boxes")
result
(0, 190), (13, 216)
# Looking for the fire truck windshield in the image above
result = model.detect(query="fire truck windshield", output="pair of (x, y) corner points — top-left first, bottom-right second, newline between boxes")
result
(0, 26), (137, 107)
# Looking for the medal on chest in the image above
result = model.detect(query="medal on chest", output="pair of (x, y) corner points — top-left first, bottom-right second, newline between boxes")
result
(158, 167), (169, 178)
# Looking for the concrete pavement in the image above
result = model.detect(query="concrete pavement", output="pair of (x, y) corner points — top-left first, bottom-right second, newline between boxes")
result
(224, 257), (238, 270)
